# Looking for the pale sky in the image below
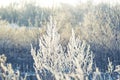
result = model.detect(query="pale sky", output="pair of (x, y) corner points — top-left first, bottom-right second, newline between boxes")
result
(0, 0), (119, 7)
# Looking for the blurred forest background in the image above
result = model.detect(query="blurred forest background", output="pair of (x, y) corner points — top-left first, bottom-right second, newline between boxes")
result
(0, 0), (120, 73)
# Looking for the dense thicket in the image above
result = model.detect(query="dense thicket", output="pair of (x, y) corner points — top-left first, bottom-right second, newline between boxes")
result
(0, 1), (120, 73)
(0, 3), (51, 27)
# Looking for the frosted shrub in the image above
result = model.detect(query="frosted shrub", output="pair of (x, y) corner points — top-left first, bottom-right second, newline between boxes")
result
(0, 54), (27, 80)
(92, 68), (103, 80)
(31, 18), (94, 80)
(115, 65), (120, 73)
(107, 58), (114, 74)
(107, 59), (120, 80)
(0, 54), (17, 80)
(92, 58), (119, 80)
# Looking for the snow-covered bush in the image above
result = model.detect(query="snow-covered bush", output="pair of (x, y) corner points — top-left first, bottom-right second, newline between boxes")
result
(0, 54), (27, 80)
(31, 18), (94, 80)
(90, 58), (120, 80)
